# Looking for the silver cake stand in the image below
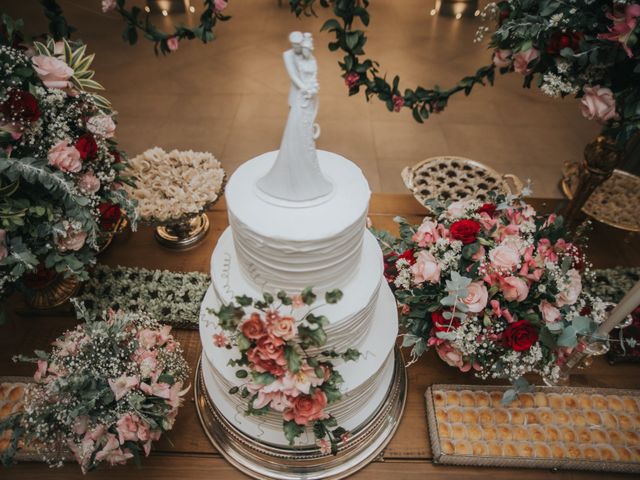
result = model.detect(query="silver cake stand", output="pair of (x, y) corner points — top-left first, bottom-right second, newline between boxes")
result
(194, 347), (407, 479)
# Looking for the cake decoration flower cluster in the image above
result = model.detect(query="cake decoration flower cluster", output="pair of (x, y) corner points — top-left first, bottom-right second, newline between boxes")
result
(0, 31), (137, 303)
(374, 195), (606, 402)
(210, 288), (361, 454)
(0, 307), (190, 472)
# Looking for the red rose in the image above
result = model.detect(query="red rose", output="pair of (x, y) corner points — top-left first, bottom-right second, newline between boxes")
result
(1, 89), (40, 124)
(344, 71), (360, 89)
(383, 249), (415, 282)
(432, 311), (460, 333)
(546, 31), (582, 55)
(449, 219), (481, 245)
(476, 203), (497, 217)
(502, 320), (538, 352)
(98, 202), (122, 230)
(75, 133), (98, 160)
(110, 149), (122, 164)
(241, 313), (267, 340)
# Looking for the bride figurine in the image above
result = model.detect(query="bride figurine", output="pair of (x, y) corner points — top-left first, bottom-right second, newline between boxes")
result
(257, 32), (334, 202)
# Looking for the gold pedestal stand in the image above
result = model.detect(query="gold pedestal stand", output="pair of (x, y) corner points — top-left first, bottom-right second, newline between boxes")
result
(154, 213), (210, 250)
(195, 347), (407, 480)
(25, 274), (81, 310)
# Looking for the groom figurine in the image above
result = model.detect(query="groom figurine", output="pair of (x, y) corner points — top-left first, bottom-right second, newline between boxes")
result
(284, 31), (305, 108)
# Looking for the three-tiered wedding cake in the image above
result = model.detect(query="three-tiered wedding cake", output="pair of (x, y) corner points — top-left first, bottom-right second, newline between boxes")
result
(197, 32), (400, 455)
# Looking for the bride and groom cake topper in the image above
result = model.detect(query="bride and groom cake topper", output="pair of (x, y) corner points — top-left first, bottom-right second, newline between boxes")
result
(257, 32), (334, 203)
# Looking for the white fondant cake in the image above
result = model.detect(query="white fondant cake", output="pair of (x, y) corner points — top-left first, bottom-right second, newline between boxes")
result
(199, 149), (398, 447)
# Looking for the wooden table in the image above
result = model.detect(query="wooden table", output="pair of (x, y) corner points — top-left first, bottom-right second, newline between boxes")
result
(2, 194), (639, 479)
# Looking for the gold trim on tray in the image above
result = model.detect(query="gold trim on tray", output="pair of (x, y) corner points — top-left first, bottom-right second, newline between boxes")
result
(194, 347), (407, 480)
(425, 384), (640, 474)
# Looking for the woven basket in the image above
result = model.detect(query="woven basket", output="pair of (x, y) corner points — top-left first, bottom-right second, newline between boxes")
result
(401, 156), (522, 208)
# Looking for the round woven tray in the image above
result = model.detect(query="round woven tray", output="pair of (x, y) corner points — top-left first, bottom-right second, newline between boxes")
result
(562, 164), (640, 232)
(401, 156), (522, 207)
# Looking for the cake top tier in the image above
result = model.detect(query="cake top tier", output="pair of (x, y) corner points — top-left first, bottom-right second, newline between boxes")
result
(225, 150), (371, 241)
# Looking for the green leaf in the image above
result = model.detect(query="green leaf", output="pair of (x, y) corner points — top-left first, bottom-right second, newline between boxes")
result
(235, 295), (253, 306)
(235, 369), (248, 379)
(285, 345), (302, 373)
(341, 348), (361, 362)
(263, 292), (274, 304)
(301, 287), (317, 305)
(283, 420), (305, 445)
(277, 290), (292, 305)
(324, 289), (343, 304)
(251, 371), (276, 385)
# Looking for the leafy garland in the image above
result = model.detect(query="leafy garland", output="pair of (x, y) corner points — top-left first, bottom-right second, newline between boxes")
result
(290, 0), (497, 123)
(210, 288), (361, 453)
(39, 0), (231, 55)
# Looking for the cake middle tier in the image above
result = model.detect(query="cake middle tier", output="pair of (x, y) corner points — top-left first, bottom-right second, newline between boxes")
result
(225, 150), (371, 292)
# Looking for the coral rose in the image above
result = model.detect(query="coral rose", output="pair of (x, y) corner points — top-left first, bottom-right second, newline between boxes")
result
(31, 55), (74, 89)
(283, 389), (328, 425)
(411, 250), (441, 284)
(580, 86), (618, 123)
(241, 313), (267, 340)
(267, 315), (297, 341)
(513, 48), (539, 75)
(502, 320), (538, 351)
(500, 276), (529, 302)
(449, 219), (481, 245)
(462, 281), (488, 313)
(48, 139), (82, 173)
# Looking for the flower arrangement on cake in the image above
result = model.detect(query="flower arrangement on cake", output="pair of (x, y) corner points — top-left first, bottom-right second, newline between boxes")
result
(209, 288), (361, 454)
(0, 24), (137, 303)
(0, 307), (190, 472)
(374, 195), (608, 401)
(483, 0), (640, 145)
(124, 147), (225, 223)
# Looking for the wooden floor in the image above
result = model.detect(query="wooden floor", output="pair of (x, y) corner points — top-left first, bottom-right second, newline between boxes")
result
(2, 194), (639, 479)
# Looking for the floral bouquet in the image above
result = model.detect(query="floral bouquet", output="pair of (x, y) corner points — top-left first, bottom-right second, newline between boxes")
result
(0, 19), (137, 302)
(0, 308), (189, 472)
(375, 195), (607, 401)
(209, 288), (361, 454)
(483, 0), (640, 145)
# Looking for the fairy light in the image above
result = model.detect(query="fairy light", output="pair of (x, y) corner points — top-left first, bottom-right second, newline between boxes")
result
(162, 9), (168, 16)
(189, 6), (196, 13)
(474, 10), (481, 17)
(455, 13), (462, 19)
(144, 6), (150, 13)
(430, 8), (437, 16)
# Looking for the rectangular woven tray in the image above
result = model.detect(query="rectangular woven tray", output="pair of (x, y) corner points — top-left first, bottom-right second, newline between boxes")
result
(425, 384), (640, 474)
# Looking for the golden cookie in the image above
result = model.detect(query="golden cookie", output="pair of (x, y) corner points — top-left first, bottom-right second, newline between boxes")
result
(497, 425), (513, 441)
(630, 446), (640, 462)
(487, 441), (502, 457)
(482, 425), (497, 441)
(460, 390), (476, 407)
(462, 409), (478, 424)
(441, 439), (454, 454)
(538, 408), (554, 425)
(585, 410), (602, 426)
(618, 413), (633, 430)
(435, 409), (448, 424)
(622, 430), (640, 444)
(545, 425), (561, 442)
(438, 423), (451, 438)
(598, 445), (618, 461)
(510, 409), (526, 425)
(475, 392), (490, 407)
(472, 442), (488, 456)
(447, 407), (463, 423)
(590, 428), (609, 444)
(494, 408), (510, 424)
(560, 426), (576, 443)
(529, 425), (545, 442)
(502, 442), (518, 457)
(0, 404), (12, 418)
(450, 424), (467, 440)
(566, 445), (582, 459)
(615, 446), (632, 462)
(467, 424), (483, 441)
(622, 396), (639, 413)
(8, 385), (24, 402)
(601, 411), (618, 429)
(576, 394), (592, 409)
(591, 394), (607, 410)
(533, 442), (552, 458)
(518, 394), (534, 408)
(533, 392), (548, 408)
(554, 410), (570, 425)
(433, 391), (446, 407)
(446, 391), (461, 406)
(478, 408), (494, 426)
(550, 443), (567, 459)
(512, 425), (528, 442)
(547, 393), (564, 410)
(454, 440), (473, 455)
(606, 395), (624, 411)
(517, 442), (535, 458)
(489, 391), (503, 406)
(524, 410), (540, 425)
(575, 426), (591, 443)
(562, 394), (578, 409)
(582, 445), (600, 461)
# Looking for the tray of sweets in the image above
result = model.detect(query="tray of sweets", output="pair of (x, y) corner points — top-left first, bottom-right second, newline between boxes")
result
(425, 384), (640, 474)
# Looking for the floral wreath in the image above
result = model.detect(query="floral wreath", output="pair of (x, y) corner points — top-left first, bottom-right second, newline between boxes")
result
(209, 287), (361, 454)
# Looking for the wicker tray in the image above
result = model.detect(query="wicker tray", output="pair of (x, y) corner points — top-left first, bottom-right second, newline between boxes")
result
(425, 384), (640, 474)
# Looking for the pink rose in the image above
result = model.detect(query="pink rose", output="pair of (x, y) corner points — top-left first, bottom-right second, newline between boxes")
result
(166, 37), (179, 52)
(411, 250), (441, 284)
(102, 0), (117, 13)
(72, 415), (89, 435)
(392, 94), (405, 112)
(48, 139), (82, 173)
(291, 294), (305, 309)
(34, 360), (48, 382)
(462, 281), (488, 313)
(447, 200), (471, 218)
(138, 328), (158, 349)
(580, 85), (618, 123)
(0, 229), (7, 261)
(77, 170), (100, 194)
(500, 276), (529, 302)
(95, 434), (133, 465)
(31, 55), (74, 90)
(436, 342), (471, 372)
(412, 219), (444, 247)
(252, 390), (292, 412)
(116, 413), (140, 443)
(317, 438), (331, 455)
(471, 244), (486, 262)
(283, 389), (328, 425)
(493, 49), (512, 68)
(556, 268), (582, 307)
(489, 243), (520, 271)
(267, 314), (297, 341)
(513, 48), (539, 75)
(214, 0), (228, 12)
(213, 332), (228, 347)
(55, 225), (87, 252)
(87, 114), (116, 138)
(539, 300), (561, 324)
(108, 375), (139, 400)
(140, 381), (171, 399)
(597, 4), (640, 57)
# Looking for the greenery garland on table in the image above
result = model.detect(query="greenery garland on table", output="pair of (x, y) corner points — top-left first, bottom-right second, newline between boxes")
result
(39, 0), (231, 55)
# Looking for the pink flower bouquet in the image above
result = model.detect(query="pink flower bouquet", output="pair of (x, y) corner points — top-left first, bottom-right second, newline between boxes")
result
(1, 309), (189, 472)
(209, 288), (360, 453)
(374, 195), (607, 401)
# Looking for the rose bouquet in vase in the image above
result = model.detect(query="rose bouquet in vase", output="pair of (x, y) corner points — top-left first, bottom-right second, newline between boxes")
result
(0, 20), (136, 308)
(375, 195), (608, 401)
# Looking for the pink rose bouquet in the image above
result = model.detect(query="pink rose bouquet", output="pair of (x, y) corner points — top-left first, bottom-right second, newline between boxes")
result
(209, 288), (360, 453)
(374, 195), (606, 401)
(0, 33), (137, 303)
(1, 309), (189, 472)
